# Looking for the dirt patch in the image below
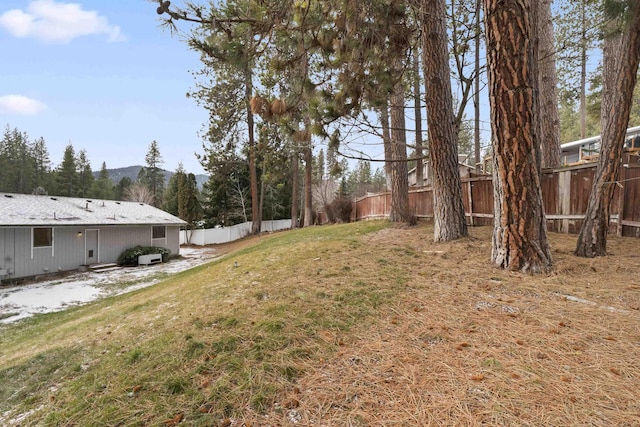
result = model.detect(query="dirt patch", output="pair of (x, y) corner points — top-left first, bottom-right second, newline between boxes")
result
(250, 225), (640, 425)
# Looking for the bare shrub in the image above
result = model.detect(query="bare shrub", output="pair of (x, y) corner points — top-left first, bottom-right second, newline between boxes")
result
(325, 197), (352, 223)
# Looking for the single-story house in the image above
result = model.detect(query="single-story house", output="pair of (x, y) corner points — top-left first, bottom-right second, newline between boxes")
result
(0, 193), (186, 282)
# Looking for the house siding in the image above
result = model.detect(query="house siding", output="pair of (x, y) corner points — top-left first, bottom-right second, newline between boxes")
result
(0, 225), (182, 281)
(0, 228), (16, 276)
(97, 226), (153, 264)
(10, 228), (32, 279)
(27, 228), (85, 276)
(166, 226), (180, 255)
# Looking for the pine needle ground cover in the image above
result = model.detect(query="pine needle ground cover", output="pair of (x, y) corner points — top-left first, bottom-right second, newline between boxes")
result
(0, 221), (638, 426)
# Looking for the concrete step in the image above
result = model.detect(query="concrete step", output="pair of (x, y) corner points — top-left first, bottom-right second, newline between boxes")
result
(88, 263), (120, 273)
(93, 266), (123, 273)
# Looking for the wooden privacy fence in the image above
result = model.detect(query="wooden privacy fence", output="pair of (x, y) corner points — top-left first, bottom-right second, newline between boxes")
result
(352, 153), (640, 238)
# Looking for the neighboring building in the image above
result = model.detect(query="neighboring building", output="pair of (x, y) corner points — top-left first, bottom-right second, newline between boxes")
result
(0, 193), (185, 282)
(408, 154), (476, 187)
(560, 125), (640, 165)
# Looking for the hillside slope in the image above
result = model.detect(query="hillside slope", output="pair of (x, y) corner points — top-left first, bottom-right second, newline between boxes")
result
(1, 222), (639, 426)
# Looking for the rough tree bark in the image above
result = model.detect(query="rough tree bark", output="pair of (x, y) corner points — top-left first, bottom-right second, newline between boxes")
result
(579, 4), (588, 139)
(420, 0), (468, 241)
(379, 102), (393, 191)
(575, 2), (640, 257)
(389, 84), (414, 224)
(474, 0), (482, 171)
(484, 0), (553, 273)
(538, 0), (561, 169)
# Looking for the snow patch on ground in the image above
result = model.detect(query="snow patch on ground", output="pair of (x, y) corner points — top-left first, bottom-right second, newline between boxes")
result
(0, 247), (220, 324)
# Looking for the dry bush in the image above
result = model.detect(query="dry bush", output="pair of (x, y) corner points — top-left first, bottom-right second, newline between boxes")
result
(325, 197), (353, 223)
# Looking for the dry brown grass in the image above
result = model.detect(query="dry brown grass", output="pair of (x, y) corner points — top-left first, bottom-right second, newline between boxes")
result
(239, 225), (640, 426)
(2, 222), (639, 426)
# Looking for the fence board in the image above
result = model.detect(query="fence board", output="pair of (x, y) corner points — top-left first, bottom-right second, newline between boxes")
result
(409, 188), (433, 218)
(622, 165), (640, 237)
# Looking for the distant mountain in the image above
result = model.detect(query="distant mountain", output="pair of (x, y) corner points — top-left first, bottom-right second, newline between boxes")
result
(94, 165), (208, 189)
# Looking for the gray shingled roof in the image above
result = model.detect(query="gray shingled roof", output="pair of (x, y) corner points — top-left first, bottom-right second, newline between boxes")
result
(0, 193), (186, 227)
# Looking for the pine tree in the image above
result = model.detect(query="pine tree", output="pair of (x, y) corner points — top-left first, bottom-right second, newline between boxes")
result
(0, 126), (35, 193)
(484, 0), (553, 273)
(140, 140), (165, 207)
(114, 177), (132, 201)
(56, 144), (78, 197)
(537, 0), (561, 168)
(202, 158), (250, 227)
(91, 162), (114, 199)
(179, 173), (203, 228)
(76, 149), (94, 197)
(420, 0), (468, 240)
(576, 0), (640, 257)
(31, 136), (52, 193)
(163, 163), (186, 215)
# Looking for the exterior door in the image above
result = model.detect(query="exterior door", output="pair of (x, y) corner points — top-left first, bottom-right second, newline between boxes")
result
(85, 229), (99, 265)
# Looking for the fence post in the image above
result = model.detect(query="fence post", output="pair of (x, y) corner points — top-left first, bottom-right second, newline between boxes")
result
(559, 170), (571, 233)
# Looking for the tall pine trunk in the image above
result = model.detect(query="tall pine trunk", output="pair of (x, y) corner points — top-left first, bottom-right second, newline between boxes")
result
(379, 102), (392, 191)
(244, 61), (261, 234)
(389, 84), (413, 224)
(421, 0), (468, 241)
(474, 0), (482, 171)
(484, 0), (552, 273)
(538, 0), (561, 169)
(575, 3), (640, 257)
(579, 4), (587, 139)
(413, 48), (424, 186)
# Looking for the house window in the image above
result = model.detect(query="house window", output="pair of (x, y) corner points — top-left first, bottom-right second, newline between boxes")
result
(33, 227), (53, 247)
(152, 226), (166, 239)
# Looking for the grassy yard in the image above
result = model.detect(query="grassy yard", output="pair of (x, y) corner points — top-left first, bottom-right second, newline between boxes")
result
(1, 221), (639, 426)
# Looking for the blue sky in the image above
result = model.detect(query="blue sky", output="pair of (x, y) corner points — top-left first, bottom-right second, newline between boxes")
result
(0, 0), (208, 174)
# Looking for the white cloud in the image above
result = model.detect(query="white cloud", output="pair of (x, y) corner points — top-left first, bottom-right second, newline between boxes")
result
(0, 94), (47, 115)
(0, 0), (125, 44)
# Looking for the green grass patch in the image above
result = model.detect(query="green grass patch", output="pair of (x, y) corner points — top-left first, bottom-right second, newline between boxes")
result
(0, 220), (409, 425)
